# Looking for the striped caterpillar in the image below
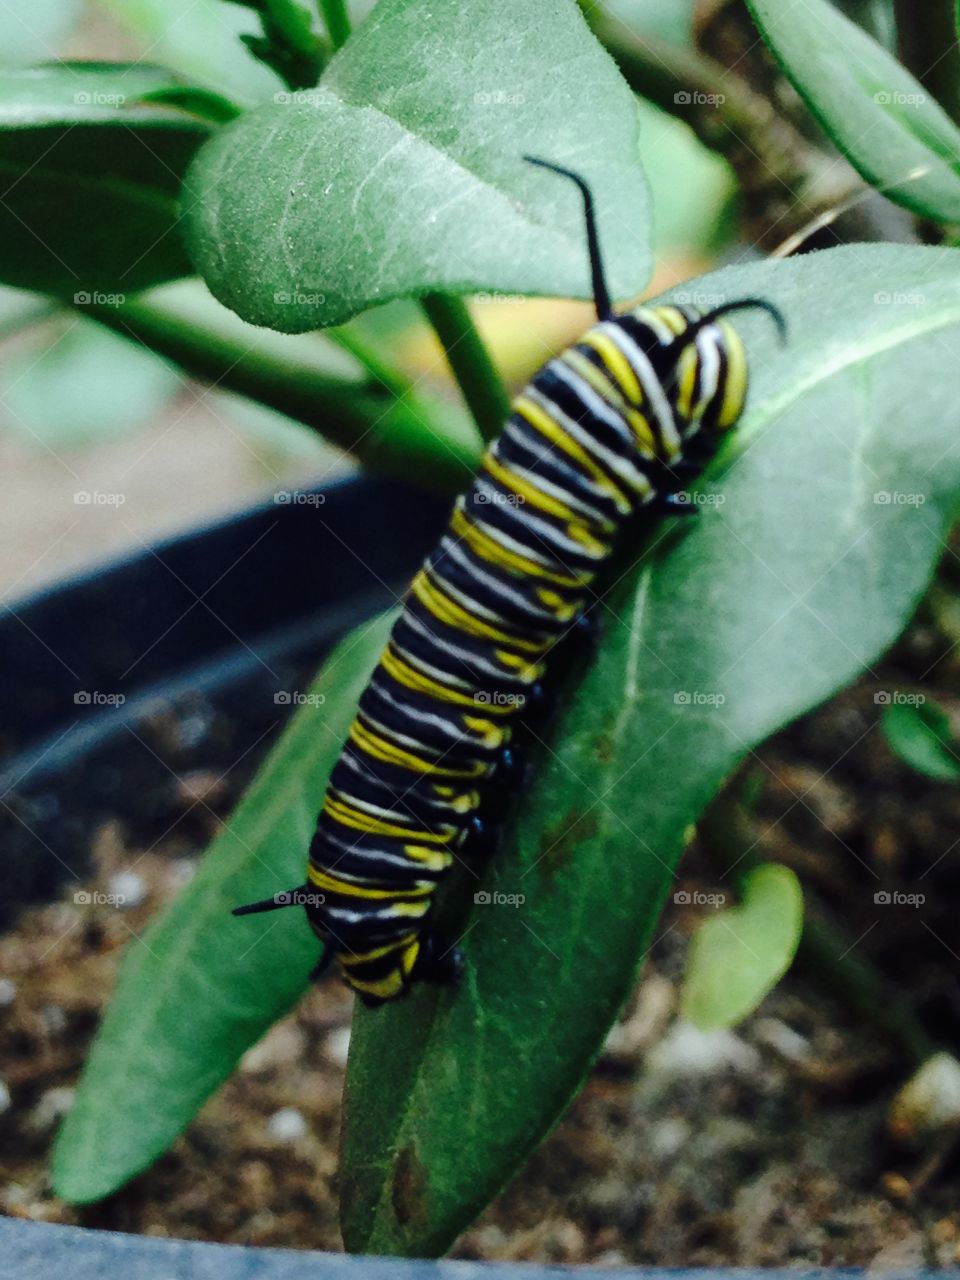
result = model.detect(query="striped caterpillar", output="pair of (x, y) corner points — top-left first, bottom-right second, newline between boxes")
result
(235, 158), (785, 1005)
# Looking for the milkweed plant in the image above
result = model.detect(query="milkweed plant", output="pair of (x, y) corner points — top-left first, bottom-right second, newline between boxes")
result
(2, 0), (960, 1258)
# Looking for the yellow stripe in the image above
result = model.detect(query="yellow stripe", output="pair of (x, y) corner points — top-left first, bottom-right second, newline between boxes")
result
(462, 714), (506, 749)
(580, 330), (642, 403)
(412, 569), (544, 653)
(514, 394), (631, 514)
(340, 935), (416, 967)
(322, 795), (453, 843)
(351, 719), (484, 780)
(307, 865), (435, 899)
(380, 645), (515, 715)
(563, 349), (656, 456)
(656, 305), (688, 335)
(450, 506), (582, 587)
(347, 969), (405, 999)
(717, 320), (747, 428)
(482, 452), (577, 523)
(404, 843), (456, 869)
(675, 344), (698, 420)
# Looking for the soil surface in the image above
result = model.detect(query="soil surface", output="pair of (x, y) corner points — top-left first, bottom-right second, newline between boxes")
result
(2, 604), (960, 1268)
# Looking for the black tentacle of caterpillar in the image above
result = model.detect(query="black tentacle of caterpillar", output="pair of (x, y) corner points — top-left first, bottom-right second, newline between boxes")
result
(233, 156), (786, 1007)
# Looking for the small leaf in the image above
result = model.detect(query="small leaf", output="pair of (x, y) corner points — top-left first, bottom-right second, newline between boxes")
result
(184, 0), (651, 332)
(746, 0), (960, 222)
(52, 614), (393, 1204)
(882, 699), (960, 782)
(680, 865), (803, 1031)
(0, 63), (213, 295)
(138, 85), (242, 124)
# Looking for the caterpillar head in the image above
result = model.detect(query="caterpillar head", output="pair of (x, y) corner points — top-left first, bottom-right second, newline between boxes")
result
(643, 297), (785, 441)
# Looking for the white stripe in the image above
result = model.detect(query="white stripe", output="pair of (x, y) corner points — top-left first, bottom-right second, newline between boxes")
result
(494, 427), (616, 525)
(527, 381), (652, 505)
(603, 322), (681, 457)
(438, 535), (562, 624)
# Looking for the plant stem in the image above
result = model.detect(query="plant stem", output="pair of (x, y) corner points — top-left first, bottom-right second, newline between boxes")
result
(263, 0), (319, 60)
(699, 793), (935, 1064)
(318, 0), (351, 50)
(80, 289), (480, 492)
(420, 293), (511, 445)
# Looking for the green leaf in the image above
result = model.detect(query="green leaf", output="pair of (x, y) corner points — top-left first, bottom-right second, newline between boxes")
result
(745, 0), (960, 222)
(1, 317), (181, 448)
(882, 698), (960, 781)
(340, 244), (960, 1256)
(0, 0), (81, 67)
(680, 865), (803, 1030)
(52, 614), (393, 1204)
(184, 0), (651, 333)
(94, 0), (282, 104)
(0, 64), (213, 296)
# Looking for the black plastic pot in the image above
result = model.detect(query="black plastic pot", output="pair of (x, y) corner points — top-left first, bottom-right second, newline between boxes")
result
(0, 476), (942, 1277)
(0, 475), (448, 923)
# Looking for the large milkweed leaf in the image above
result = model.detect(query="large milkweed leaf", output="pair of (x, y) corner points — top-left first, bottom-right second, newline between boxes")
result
(745, 0), (960, 222)
(0, 63), (212, 295)
(340, 244), (960, 1255)
(184, 0), (652, 333)
(52, 616), (393, 1204)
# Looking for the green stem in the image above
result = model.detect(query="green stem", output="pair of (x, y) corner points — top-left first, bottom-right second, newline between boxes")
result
(325, 322), (411, 401)
(80, 292), (479, 493)
(263, 0), (319, 59)
(420, 293), (510, 445)
(318, 0), (351, 50)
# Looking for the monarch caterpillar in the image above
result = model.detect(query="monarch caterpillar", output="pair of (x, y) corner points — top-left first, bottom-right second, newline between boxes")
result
(234, 157), (785, 1006)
